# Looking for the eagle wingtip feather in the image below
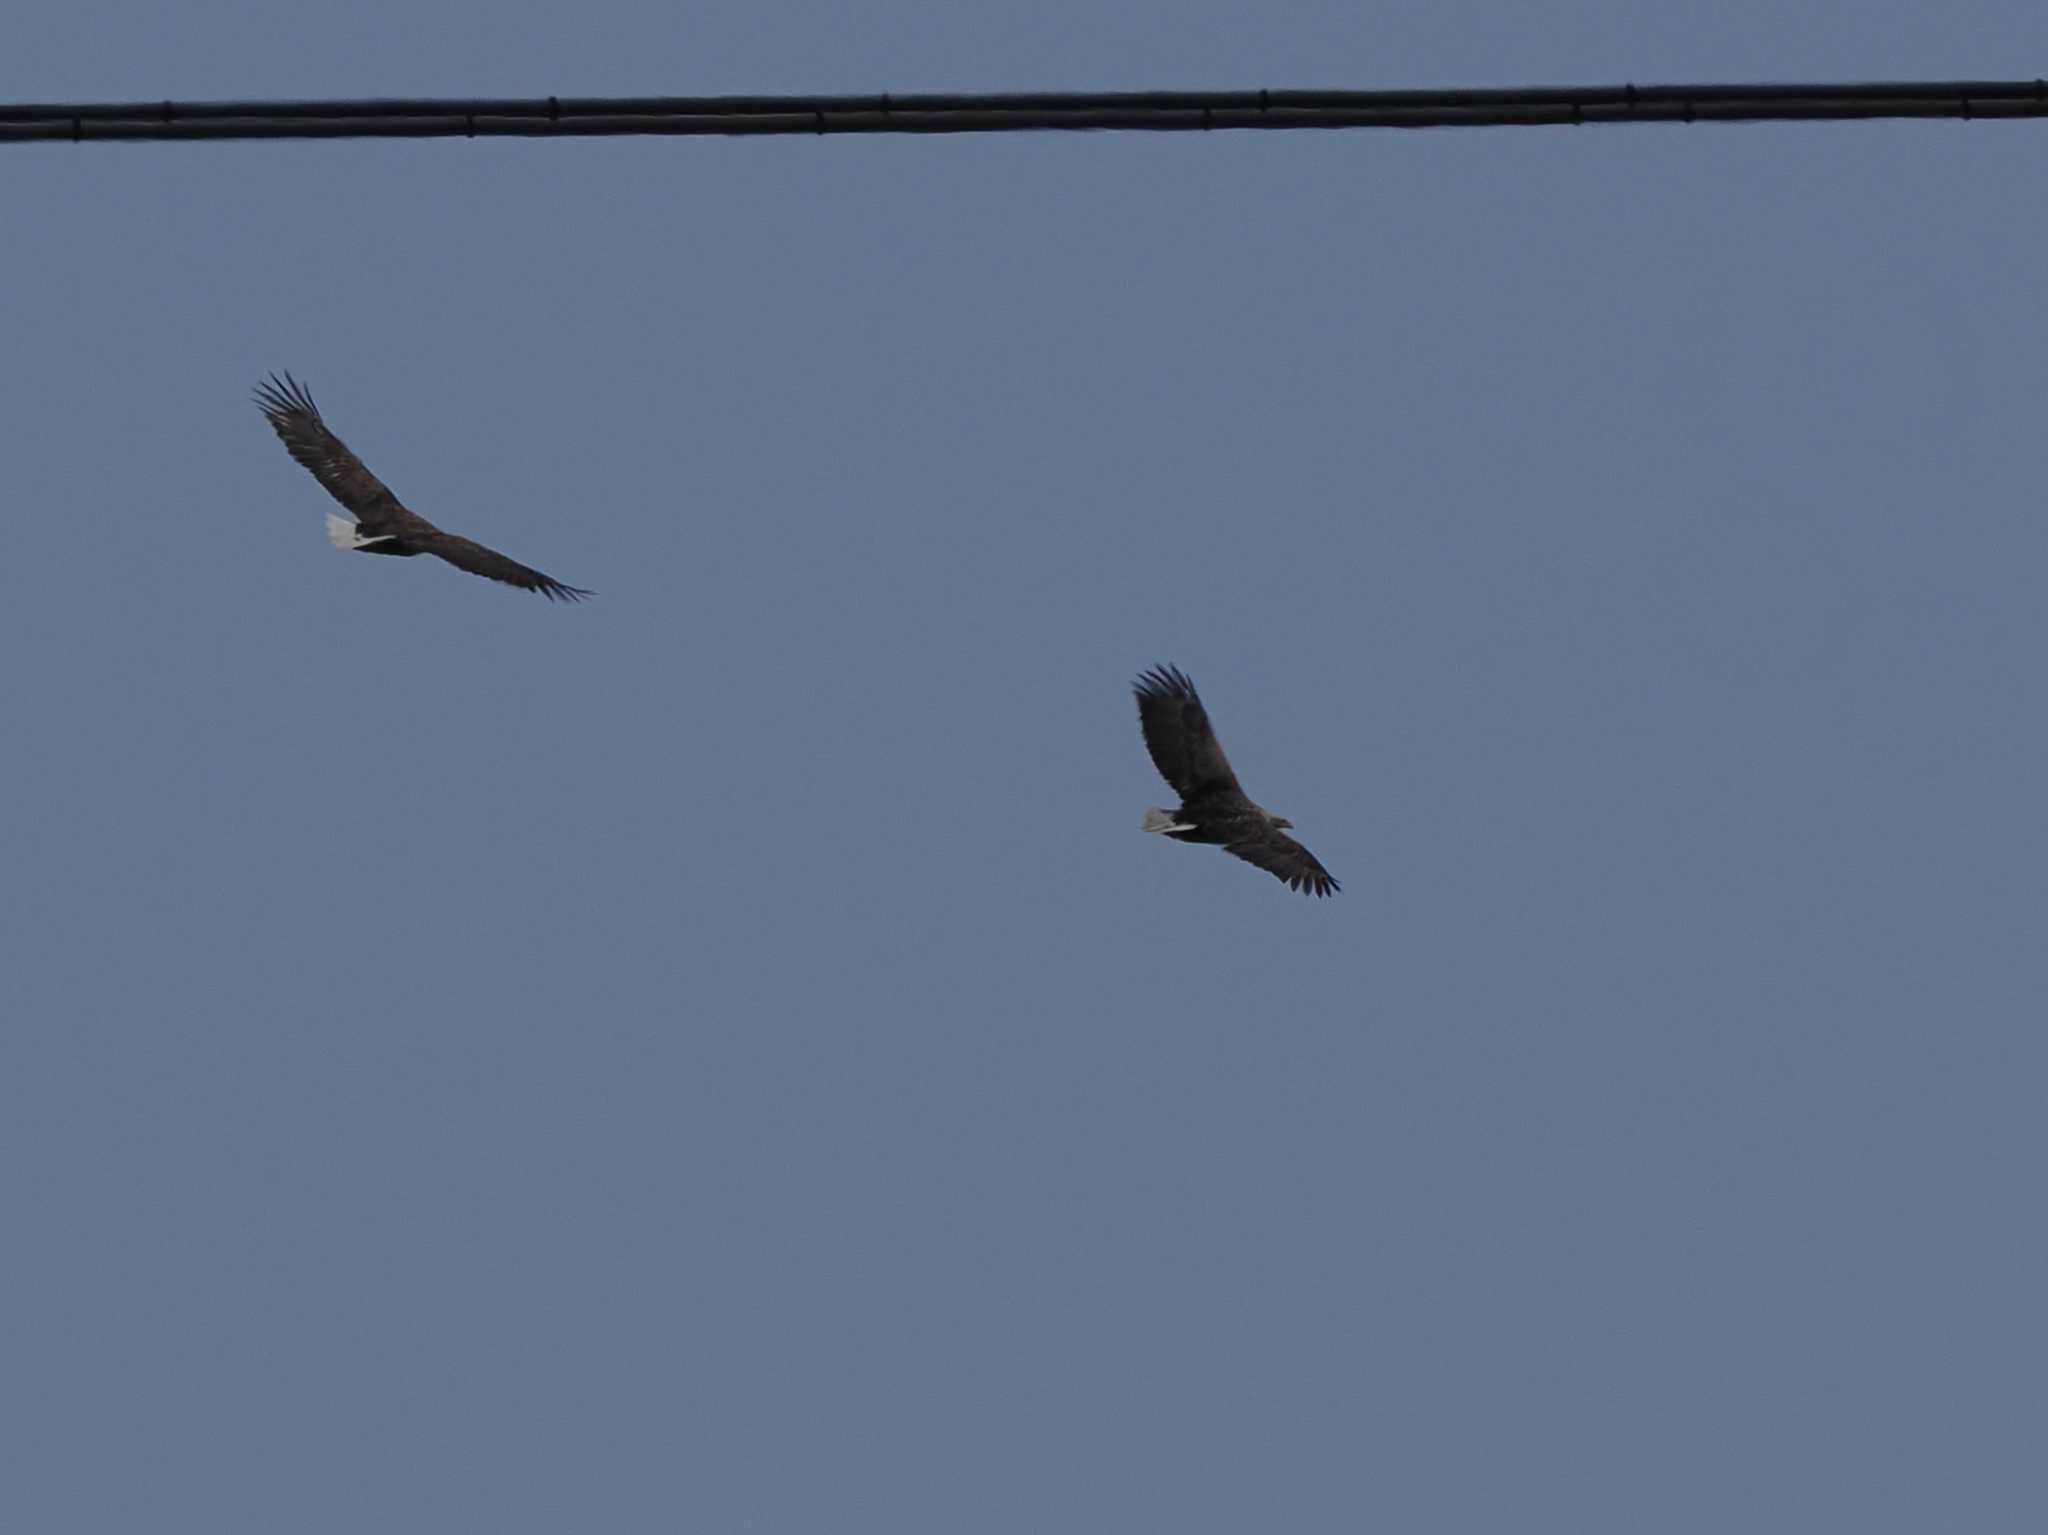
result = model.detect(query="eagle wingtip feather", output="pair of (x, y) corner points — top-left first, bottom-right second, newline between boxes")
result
(1133, 662), (1196, 701)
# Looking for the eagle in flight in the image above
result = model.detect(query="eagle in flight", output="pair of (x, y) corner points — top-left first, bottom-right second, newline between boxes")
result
(1134, 664), (1340, 897)
(255, 373), (592, 602)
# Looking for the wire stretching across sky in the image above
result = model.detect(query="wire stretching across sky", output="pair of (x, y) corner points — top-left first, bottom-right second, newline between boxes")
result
(6, 79), (2048, 144)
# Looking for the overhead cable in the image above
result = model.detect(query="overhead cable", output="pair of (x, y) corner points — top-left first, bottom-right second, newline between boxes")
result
(6, 80), (2048, 144)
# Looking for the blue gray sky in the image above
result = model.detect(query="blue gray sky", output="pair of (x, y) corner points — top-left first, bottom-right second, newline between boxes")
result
(5, 3), (2045, 1529)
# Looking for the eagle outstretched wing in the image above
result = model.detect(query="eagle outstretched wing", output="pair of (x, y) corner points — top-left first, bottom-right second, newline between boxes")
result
(253, 373), (421, 534)
(1225, 829), (1341, 897)
(412, 532), (594, 603)
(1133, 664), (1243, 799)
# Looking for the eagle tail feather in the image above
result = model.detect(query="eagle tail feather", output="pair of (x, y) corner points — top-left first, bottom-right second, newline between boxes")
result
(1142, 808), (1193, 834)
(326, 513), (397, 552)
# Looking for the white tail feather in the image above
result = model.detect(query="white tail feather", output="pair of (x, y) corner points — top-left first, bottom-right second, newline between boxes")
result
(1142, 808), (1192, 834)
(326, 513), (395, 551)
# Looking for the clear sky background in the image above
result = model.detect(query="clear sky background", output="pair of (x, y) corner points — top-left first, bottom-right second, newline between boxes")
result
(5, 3), (2045, 1529)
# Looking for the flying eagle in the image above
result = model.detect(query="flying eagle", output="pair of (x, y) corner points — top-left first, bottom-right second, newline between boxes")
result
(1134, 664), (1340, 897)
(254, 373), (592, 601)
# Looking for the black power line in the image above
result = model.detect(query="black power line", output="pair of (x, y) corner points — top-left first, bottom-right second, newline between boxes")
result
(5, 80), (2048, 144)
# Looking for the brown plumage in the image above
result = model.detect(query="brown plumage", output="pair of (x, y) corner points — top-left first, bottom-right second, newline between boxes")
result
(1134, 664), (1339, 897)
(254, 373), (592, 602)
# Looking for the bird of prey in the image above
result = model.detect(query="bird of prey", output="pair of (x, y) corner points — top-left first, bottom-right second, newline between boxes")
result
(254, 373), (593, 602)
(1134, 664), (1340, 897)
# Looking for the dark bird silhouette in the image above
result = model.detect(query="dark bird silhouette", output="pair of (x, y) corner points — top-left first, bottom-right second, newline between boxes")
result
(1134, 664), (1339, 897)
(254, 373), (592, 602)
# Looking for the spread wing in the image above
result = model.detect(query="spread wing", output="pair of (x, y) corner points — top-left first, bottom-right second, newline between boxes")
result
(1225, 829), (1341, 897)
(1133, 664), (1243, 798)
(253, 373), (430, 536)
(412, 532), (594, 603)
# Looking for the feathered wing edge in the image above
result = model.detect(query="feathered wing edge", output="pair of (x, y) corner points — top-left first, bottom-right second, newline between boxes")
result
(417, 532), (595, 603)
(253, 372), (414, 529)
(1132, 663), (1242, 797)
(1224, 830), (1341, 897)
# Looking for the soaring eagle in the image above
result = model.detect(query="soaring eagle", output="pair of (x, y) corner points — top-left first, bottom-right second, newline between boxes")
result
(254, 373), (592, 601)
(1134, 664), (1340, 897)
